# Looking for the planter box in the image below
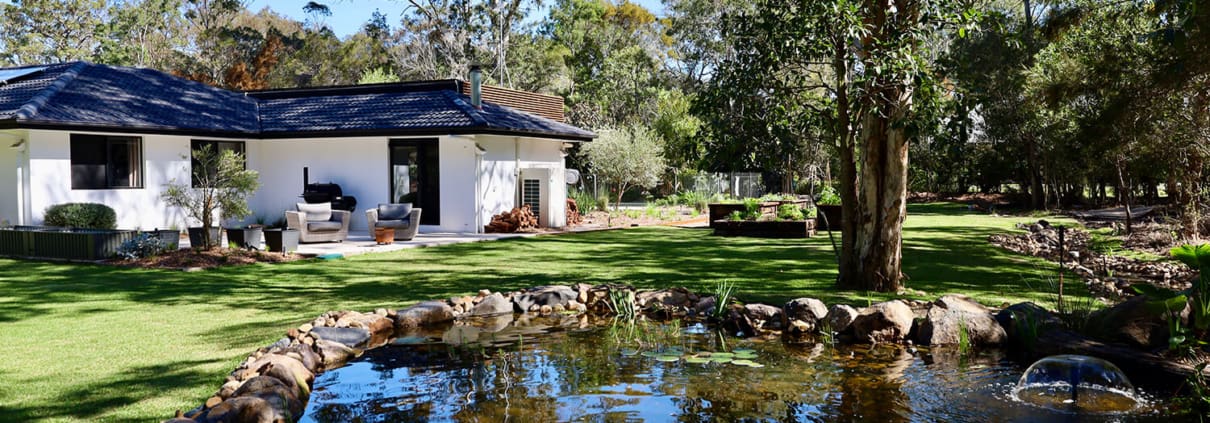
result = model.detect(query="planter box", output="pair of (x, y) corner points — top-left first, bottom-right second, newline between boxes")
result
(264, 229), (299, 253)
(707, 202), (782, 228)
(225, 227), (264, 250)
(712, 219), (817, 238)
(816, 204), (842, 231)
(0, 226), (137, 260)
(187, 227), (223, 249)
(707, 204), (746, 228)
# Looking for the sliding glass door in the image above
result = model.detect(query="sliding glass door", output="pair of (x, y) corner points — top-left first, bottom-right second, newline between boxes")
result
(389, 139), (439, 225)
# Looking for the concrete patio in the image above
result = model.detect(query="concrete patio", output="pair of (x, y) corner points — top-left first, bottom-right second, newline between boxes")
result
(179, 231), (539, 257)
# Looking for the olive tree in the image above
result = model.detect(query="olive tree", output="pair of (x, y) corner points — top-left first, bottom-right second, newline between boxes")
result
(162, 145), (260, 249)
(581, 124), (667, 210)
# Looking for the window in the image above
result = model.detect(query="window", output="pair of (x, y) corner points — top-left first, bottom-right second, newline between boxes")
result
(191, 140), (246, 187)
(390, 139), (440, 225)
(70, 134), (143, 189)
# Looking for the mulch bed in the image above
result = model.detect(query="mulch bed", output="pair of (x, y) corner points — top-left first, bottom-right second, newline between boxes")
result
(112, 248), (305, 270)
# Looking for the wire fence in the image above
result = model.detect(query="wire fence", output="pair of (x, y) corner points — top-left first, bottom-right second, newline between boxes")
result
(576, 172), (765, 200)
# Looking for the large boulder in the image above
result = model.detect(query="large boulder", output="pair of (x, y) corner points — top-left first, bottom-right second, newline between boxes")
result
(334, 311), (393, 339)
(826, 304), (860, 334)
(513, 285), (578, 312)
(308, 326), (371, 349)
(850, 300), (915, 344)
(395, 301), (456, 329)
(230, 376), (304, 421)
(237, 354), (314, 399)
(191, 396), (279, 423)
(1089, 295), (1187, 349)
(994, 302), (1063, 348)
(637, 288), (696, 310)
(314, 339), (357, 369)
(469, 293), (513, 317)
(783, 298), (829, 336)
(914, 294), (1006, 346)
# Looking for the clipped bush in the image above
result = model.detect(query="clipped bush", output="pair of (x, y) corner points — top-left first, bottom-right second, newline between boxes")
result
(43, 203), (117, 229)
(777, 204), (805, 221)
(116, 233), (167, 260)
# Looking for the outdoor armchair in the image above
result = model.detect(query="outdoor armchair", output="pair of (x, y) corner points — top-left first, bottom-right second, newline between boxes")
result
(286, 202), (350, 243)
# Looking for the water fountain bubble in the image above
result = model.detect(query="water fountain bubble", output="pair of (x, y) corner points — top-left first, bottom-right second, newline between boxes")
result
(1012, 354), (1143, 414)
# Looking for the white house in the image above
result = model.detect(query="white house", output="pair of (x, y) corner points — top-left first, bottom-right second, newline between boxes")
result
(0, 62), (594, 233)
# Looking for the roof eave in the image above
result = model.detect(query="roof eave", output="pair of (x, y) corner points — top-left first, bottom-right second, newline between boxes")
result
(4, 120), (595, 142)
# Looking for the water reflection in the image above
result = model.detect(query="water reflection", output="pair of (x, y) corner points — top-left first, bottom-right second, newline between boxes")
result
(300, 317), (1179, 422)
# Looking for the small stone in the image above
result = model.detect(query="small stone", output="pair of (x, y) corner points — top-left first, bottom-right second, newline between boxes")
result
(552, 304), (566, 313)
(205, 396), (223, 408)
(299, 323), (313, 333)
(286, 328), (300, 339)
(375, 308), (388, 316)
(311, 317), (325, 328)
(529, 304), (540, 312)
(478, 289), (492, 298)
(540, 305), (553, 314)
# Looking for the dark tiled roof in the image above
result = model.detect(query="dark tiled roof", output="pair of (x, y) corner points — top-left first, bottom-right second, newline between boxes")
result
(0, 62), (595, 141)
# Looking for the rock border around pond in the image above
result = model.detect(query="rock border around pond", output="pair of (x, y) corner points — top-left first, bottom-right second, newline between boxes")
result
(162, 284), (1202, 423)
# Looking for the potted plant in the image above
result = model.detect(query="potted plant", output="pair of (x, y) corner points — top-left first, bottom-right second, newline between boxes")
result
(263, 227), (299, 253)
(224, 224), (263, 250)
(815, 186), (842, 231)
(162, 145), (260, 250)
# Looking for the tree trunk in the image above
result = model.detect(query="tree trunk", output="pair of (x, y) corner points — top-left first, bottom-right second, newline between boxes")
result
(1116, 160), (1133, 234)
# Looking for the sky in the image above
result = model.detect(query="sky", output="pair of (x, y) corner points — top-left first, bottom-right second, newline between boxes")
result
(247, 0), (668, 38)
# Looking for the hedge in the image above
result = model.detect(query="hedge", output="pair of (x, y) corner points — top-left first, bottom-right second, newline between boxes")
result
(43, 203), (118, 229)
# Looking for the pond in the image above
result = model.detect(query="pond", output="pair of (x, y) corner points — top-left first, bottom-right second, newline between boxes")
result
(300, 314), (1182, 422)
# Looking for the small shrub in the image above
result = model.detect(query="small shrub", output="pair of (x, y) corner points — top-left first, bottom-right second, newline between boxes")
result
(728, 211), (744, 221)
(596, 195), (611, 212)
(116, 233), (167, 260)
(742, 198), (762, 220)
(802, 206), (817, 218)
(777, 204), (805, 221)
(569, 188), (599, 213)
(44, 203), (117, 229)
(816, 185), (841, 206)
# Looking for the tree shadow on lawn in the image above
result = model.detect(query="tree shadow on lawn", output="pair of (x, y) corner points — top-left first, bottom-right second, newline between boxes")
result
(0, 358), (217, 423)
(0, 217), (1067, 326)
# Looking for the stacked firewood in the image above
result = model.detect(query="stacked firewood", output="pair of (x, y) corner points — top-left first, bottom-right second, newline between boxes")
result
(485, 204), (539, 233)
(566, 198), (583, 226)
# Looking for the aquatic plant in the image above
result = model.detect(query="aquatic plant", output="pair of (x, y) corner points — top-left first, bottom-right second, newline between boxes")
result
(712, 281), (736, 320)
(608, 289), (638, 320)
(1171, 244), (1210, 336)
(957, 318), (971, 356)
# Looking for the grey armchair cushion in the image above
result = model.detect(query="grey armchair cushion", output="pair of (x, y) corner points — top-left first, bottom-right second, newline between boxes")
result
(297, 202), (332, 222)
(378, 203), (412, 221)
(374, 220), (409, 229)
(307, 221), (344, 232)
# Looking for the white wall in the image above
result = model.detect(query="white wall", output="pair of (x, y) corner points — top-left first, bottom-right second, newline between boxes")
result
(18, 130), (573, 234)
(475, 135), (568, 229)
(252, 137), (390, 232)
(0, 130), (23, 226)
(24, 129), (254, 230)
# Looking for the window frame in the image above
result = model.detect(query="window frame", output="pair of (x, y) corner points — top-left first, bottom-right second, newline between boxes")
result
(69, 134), (144, 190)
(190, 139), (247, 188)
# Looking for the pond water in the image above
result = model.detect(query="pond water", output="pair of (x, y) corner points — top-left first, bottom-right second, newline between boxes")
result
(300, 315), (1181, 422)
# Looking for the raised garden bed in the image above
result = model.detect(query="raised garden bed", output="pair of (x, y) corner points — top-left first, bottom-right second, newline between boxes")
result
(713, 219), (817, 238)
(0, 226), (136, 261)
(707, 202), (780, 228)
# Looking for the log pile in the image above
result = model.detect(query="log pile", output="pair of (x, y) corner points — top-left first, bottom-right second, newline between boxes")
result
(566, 198), (583, 226)
(485, 204), (538, 233)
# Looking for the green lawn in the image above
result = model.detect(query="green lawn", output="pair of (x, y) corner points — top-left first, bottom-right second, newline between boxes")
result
(0, 202), (1078, 422)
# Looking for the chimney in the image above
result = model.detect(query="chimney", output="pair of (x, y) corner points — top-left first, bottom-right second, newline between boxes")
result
(469, 65), (482, 109)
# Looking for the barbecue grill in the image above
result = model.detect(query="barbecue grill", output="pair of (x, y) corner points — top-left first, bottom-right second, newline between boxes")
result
(300, 168), (357, 211)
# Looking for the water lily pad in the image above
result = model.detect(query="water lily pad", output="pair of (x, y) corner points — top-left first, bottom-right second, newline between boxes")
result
(732, 359), (764, 368)
(685, 357), (710, 364)
(709, 352), (734, 358)
(733, 348), (755, 353)
(656, 355), (680, 362)
(620, 348), (640, 356)
(641, 351), (659, 358)
(733, 352), (758, 359)
(710, 356), (733, 363)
